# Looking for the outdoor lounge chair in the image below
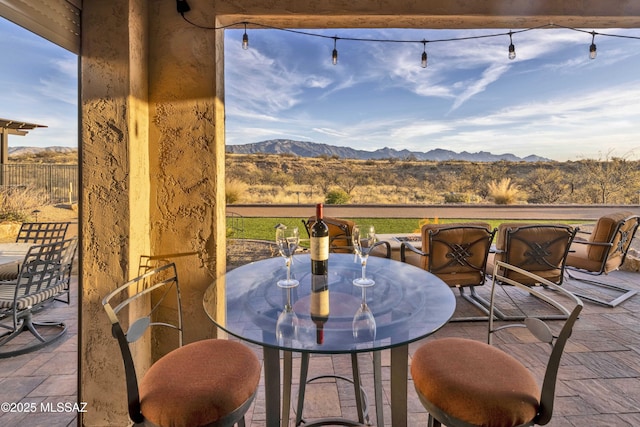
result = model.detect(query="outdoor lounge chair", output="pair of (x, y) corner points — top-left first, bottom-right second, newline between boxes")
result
(411, 261), (583, 427)
(0, 238), (72, 357)
(103, 262), (261, 427)
(565, 211), (639, 307)
(400, 222), (496, 321)
(0, 221), (72, 281)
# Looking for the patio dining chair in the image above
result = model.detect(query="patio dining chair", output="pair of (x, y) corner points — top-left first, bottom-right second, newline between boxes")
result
(411, 261), (583, 427)
(103, 262), (261, 427)
(565, 211), (639, 307)
(400, 222), (496, 321)
(0, 238), (72, 358)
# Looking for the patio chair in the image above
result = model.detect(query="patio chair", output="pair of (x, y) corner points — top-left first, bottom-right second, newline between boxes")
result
(0, 238), (72, 358)
(487, 223), (577, 286)
(565, 212), (639, 307)
(103, 262), (260, 427)
(400, 222), (496, 321)
(486, 223), (577, 320)
(0, 221), (72, 281)
(411, 261), (583, 427)
(301, 216), (391, 258)
(16, 221), (71, 244)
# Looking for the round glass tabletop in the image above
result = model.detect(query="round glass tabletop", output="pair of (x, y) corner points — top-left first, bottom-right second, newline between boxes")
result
(204, 253), (455, 354)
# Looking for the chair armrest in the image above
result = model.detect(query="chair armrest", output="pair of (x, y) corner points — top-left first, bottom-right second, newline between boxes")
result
(372, 240), (391, 259)
(570, 239), (613, 248)
(400, 241), (427, 262)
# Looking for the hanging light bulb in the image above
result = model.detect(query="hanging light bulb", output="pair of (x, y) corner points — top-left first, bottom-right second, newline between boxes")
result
(421, 40), (428, 68)
(242, 23), (249, 50)
(589, 31), (597, 59)
(332, 37), (338, 65)
(508, 31), (516, 60)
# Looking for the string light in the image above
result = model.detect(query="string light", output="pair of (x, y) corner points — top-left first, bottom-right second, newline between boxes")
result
(508, 31), (516, 60)
(242, 23), (249, 50)
(177, 10), (640, 66)
(421, 40), (428, 68)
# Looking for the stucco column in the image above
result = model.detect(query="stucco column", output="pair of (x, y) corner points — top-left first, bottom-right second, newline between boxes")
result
(80, 0), (151, 425)
(80, 0), (223, 424)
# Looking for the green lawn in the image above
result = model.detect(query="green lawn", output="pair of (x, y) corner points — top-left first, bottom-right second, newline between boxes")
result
(228, 217), (584, 242)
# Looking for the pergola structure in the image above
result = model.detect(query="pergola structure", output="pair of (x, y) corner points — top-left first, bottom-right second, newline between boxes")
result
(2, 1), (640, 425)
(0, 118), (47, 165)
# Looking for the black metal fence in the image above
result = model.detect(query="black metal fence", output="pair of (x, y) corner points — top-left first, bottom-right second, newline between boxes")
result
(0, 164), (78, 204)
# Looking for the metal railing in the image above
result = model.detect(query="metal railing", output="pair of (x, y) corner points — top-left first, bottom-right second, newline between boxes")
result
(0, 164), (78, 204)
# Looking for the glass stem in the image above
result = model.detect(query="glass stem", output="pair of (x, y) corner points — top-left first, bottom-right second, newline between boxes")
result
(361, 259), (367, 280)
(286, 258), (291, 281)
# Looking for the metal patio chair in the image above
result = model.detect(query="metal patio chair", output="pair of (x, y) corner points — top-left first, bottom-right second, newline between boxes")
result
(411, 261), (583, 427)
(103, 262), (260, 427)
(401, 222), (496, 321)
(0, 238), (71, 358)
(565, 212), (639, 307)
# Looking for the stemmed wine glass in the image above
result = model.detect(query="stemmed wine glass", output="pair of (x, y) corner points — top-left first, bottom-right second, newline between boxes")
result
(276, 287), (299, 345)
(352, 224), (377, 287)
(352, 286), (376, 342)
(276, 225), (299, 288)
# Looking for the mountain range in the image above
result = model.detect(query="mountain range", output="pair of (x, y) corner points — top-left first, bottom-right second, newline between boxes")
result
(8, 146), (76, 156)
(226, 139), (551, 162)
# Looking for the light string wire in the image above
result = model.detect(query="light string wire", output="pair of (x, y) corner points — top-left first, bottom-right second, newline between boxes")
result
(178, 11), (640, 56)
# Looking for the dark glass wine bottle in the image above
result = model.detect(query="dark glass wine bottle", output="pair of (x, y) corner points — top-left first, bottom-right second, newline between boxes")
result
(310, 273), (329, 345)
(310, 203), (329, 275)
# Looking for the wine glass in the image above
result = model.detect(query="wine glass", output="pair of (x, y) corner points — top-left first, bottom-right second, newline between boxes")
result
(276, 287), (299, 345)
(352, 286), (376, 342)
(276, 225), (299, 288)
(352, 224), (377, 287)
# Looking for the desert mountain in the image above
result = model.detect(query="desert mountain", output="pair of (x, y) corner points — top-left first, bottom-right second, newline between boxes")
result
(226, 139), (550, 162)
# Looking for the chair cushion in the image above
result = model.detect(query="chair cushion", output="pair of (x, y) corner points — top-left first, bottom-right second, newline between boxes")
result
(587, 211), (632, 262)
(411, 337), (540, 427)
(492, 223), (572, 285)
(140, 339), (260, 427)
(420, 222), (491, 272)
(0, 262), (19, 281)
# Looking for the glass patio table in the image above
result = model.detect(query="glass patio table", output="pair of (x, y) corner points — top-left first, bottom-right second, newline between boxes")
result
(203, 253), (455, 427)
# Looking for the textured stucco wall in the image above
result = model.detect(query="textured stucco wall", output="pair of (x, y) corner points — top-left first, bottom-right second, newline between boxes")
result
(80, 0), (150, 424)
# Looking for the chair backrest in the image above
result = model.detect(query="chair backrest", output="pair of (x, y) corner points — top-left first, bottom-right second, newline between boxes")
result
(302, 216), (355, 253)
(489, 261), (583, 425)
(494, 223), (577, 285)
(16, 222), (70, 244)
(102, 263), (182, 423)
(420, 223), (496, 287)
(586, 212), (639, 269)
(59, 237), (78, 282)
(9, 239), (70, 302)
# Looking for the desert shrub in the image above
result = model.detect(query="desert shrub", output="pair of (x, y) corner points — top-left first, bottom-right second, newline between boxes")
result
(226, 179), (248, 204)
(325, 189), (350, 204)
(443, 192), (469, 204)
(488, 178), (520, 204)
(0, 186), (49, 222)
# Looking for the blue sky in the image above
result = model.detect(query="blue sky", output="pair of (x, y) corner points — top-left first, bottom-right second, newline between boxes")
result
(225, 25), (640, 161)
(2, 16), (640, 161)
(0, 17), (77, 149)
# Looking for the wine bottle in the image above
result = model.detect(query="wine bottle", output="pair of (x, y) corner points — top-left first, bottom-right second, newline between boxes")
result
(310, 203), (329, 275)
(310, 273), (329, 345)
